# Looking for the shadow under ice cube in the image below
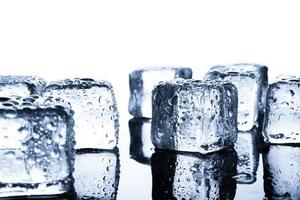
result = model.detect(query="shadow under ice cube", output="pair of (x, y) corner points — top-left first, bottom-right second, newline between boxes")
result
(0, 96), (75, 197)
(151, 79), (238, 154)
(263, 76), (300, 144)
(42, 78), (119, 150)
(204, 63), (268, 131)
(129, 67), (192, 118)
(0, 76), (46, 97)
(151, 148), (237, 200)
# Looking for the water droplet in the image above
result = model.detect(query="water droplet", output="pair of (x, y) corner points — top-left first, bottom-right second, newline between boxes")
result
(50, 150), (60, 158)
(47, 122), (57, 131)
(4, 109), (17, 118)
(32, 132), (40, 139)
(4, 151), (16, 159)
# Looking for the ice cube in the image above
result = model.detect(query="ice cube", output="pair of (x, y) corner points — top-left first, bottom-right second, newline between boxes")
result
(204, 63), (268, 131)
(42, 78), (119, 149)
(263, 76), (300, 144)
(263, 145), (300, 199)
(0, 76), (46, 97)
(234, 129), (259, 184)
(129, 67), (192, 118)
(151, 79), (238, 154)
(129, 118), (154, 164)
(0, 96), (75, 197)
(151, 148), (237, 200)
(73, 149), (120, 200)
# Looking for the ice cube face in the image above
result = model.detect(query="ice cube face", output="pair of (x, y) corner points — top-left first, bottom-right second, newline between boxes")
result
(42, 78), (119, 150)
(74, 149), (120, 200)
(0, 76), (46, 97)
(129, 67), (192, 118)
(263, 145), (300, 199)
(0, 96), (75, 197)
(151, 79), (238, 154)
(204, 64), (268, 131)
(129, 118), (154, 164)
(234, 129), (259, 184)
(151, 148), (237, 200)
(263, 76), (300, 144)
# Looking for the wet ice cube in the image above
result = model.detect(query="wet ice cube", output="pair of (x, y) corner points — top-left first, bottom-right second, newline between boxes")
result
(263, 76), (300, 144)
(74, 149), (120, 200)
(0, 96), (75, 197)
(129, 118), (154, 165)
(0, 76), (46, 97)
(263, 145), (300, 199)
(42, 78), (119, 149)
(151, 79), (238, 154)
(204, 63), (268, 131)
(151, 148), (237, 200)
(129, 67), (192, 118)
(234, 129), (259, 184)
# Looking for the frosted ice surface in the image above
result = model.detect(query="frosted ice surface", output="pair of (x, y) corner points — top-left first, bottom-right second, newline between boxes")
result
(263, 76), (300, 144)
(0, 96), (75, 197)
(43, 78), (119, 149)
(151, 79), (238, 154)
(204, 63), (268, 131)
(129, 67), (192, 118)
(0, 76), (46, 97)
(234, 129), (259, 184)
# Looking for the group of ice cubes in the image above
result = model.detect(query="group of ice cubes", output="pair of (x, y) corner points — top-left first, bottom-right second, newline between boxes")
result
(42, 78), (119, 150)
(128, 65), (270, 154)
(0, 76), (120, 198)
(129, 67), (193, 118)
(263, 75), (300, 144)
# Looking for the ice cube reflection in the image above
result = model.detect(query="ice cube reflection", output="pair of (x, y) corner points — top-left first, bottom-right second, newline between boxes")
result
(129, 118), (154, 165)
(151, 148), (237, 200)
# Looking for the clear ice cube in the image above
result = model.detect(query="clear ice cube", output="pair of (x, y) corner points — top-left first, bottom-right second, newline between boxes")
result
(42, 78), (119, 149)
(129, 67), (192, 118)
(263, 145), (300, 199)
(263, 76), (300, 144)
(0, 96), (75, 197)
(129, 118), (154, 164)
(73, 149), (120, 200)
(151, 148), (237, 200)
(151, 79), (238, 154)
(204, 63), (268, 131)
(0, 76), (46, 97)
(234, 129), (259, 184)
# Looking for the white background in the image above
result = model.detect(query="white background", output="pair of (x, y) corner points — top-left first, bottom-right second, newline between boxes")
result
(0, 1), (299, 199)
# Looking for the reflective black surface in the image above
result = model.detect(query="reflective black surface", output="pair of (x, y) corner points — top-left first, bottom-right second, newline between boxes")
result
(127, 117), (266, 200)
(263, 144), (300, 200)
(1, 113), (297, 199)
(151, 148), (237, 200)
